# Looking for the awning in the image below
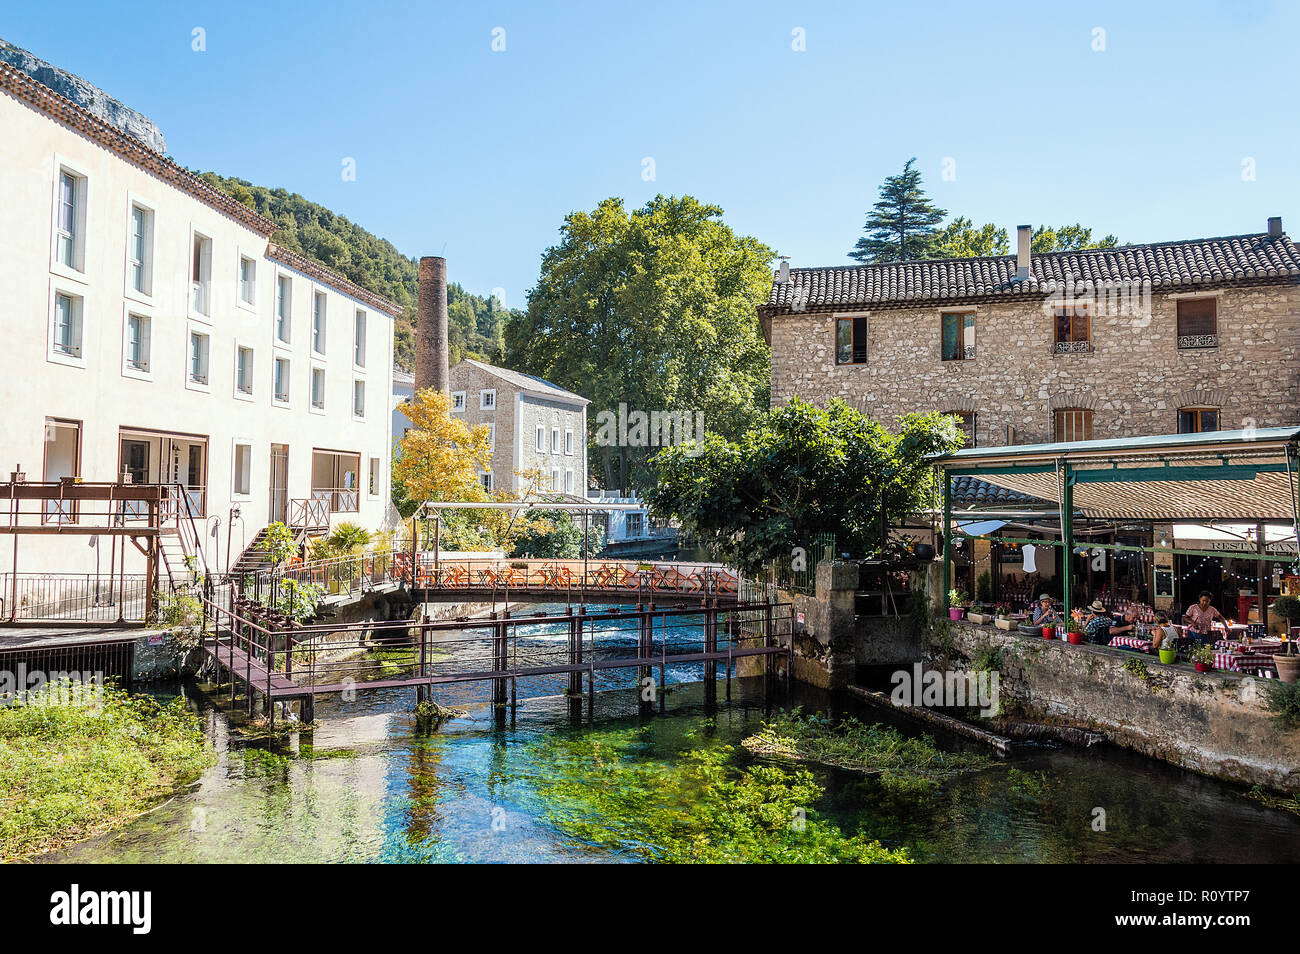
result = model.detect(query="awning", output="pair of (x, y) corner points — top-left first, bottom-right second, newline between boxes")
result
(955, 519), (1007, 536)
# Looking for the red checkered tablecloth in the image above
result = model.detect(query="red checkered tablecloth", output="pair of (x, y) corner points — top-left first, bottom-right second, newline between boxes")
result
(1109, 636), (1153, 651)
(1212, 652), (1278, 674)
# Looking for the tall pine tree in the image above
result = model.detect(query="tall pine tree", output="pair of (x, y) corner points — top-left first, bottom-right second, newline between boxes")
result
(849, 158), (947, 263)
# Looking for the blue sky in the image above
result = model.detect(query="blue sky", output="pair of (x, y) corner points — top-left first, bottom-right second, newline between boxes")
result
(4, 0), (1297, 306)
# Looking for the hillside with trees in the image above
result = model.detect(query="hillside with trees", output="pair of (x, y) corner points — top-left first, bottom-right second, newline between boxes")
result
(197, 172), (514, 369)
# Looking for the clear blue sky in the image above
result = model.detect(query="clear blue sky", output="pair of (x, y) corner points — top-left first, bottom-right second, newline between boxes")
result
(4, 0), (1297, 306)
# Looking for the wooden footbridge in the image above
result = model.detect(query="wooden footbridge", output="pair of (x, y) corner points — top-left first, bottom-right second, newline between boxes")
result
(206, 554), (788, 724)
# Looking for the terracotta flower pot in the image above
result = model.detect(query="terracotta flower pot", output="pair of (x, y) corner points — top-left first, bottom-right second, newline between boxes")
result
(1274, 654), (1300, 684)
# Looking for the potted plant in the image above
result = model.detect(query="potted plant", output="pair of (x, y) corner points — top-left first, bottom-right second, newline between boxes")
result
(1158, 639), (1178, 665)
(994, 604), (1015, 631)
(948, 588), (966, 621)
(967, 598), (992, 625)
(1273, 636), (1300, 684)
(1189, 643), (1215, 673)
(1066, 619), (1085, 645)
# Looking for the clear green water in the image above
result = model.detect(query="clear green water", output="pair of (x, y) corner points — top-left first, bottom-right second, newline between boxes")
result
(35, 607), (1300, 864)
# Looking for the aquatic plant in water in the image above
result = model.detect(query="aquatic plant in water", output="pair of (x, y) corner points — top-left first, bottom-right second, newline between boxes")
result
(742, 710), (992, 792)
(527, 726), (910, 863)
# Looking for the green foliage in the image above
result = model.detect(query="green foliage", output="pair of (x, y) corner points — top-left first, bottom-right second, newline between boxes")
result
(1262, 680), (1300, 731)
(508, 510), (605, 559)
(150, 587), (200, 630)
(975, 571), (993, 604)
(1271, 595), (1300, 622)
(1123, 657), (1150, 681)
(198, 172), (515, 369)
(275, 579), (325, 622)
(503, 194), (774, 492)
(263, 521), (297, 566)
(1188, 643), (1215, 666)
(927, 216), (1009, 258)
(328, 522), (372, 551)
(0, 684), (214, 860)
(849, 158), (947, 263)
(647, 398), (962, 576)
(743, 711), (991, 791)
(528, 725), (910, 863)
(1031, 224), (1119, 252)
(948, 588), (966, 608)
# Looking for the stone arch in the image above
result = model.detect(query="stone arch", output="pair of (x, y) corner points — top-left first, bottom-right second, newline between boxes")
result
(1047, 391), (1100, 412)
(1173, 388), (1228, 411)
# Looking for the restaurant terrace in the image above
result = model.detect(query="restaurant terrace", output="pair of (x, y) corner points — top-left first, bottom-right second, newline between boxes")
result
(933, 426), (1300, 637)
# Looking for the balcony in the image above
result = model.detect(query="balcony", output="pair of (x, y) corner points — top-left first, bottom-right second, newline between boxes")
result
(1053, 340), (1093, 355)
(1178, 334), (1218, 350)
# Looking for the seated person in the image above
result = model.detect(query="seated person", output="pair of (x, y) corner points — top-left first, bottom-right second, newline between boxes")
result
(1083, 600), (1135, 645)
(1150, 612), (1177, 650)
(1019, 594), (1060, 634)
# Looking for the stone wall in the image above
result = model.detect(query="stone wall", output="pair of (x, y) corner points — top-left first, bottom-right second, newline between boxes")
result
(940, 620), (1300, 793)
(769, 284), (1300, 444)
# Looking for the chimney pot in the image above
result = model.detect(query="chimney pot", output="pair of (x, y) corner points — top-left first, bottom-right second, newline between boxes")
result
(416, 256), (450, 395)
(1014, 225), (1032, 280)
(777, 260), (790, 283)
(1268, 216), (1283, 238)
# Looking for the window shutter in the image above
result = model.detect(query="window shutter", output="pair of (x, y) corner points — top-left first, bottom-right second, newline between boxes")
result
(1177, 298), (1216, 337)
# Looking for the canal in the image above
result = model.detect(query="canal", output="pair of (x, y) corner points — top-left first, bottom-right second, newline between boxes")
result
(38, 604), (1300, 863)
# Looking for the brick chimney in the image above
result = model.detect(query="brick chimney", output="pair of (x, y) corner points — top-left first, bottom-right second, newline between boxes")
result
(416, 256), (449, 394)
(1014, 225), (1032, 281)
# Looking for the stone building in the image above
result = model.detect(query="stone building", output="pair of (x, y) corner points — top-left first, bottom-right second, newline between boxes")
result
(395, 360), (589, 495)
(760, 223), (1300, 447)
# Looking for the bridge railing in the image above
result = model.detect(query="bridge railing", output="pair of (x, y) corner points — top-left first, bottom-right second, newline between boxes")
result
(409, 557), (741, 599)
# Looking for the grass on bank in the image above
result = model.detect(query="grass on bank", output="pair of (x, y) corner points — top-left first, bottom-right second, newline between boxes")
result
(0, 683), (214, 861)
(742, 710), (993, 793)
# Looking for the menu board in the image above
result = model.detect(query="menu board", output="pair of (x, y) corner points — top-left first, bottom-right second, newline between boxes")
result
(1154, 569), (1175, 599)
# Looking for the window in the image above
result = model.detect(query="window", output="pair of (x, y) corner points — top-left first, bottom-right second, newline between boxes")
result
(551, 468), (561, 491)
(188, 331), (210, 386)
(1177, 297), (1217, 349)
(368, 457), (381, 496)
(42, 418), (81, 524)
(236, 346), (254, 395)
(836, 315), (868, 365)
(311, 367), (326, 409)
(1054, 408), (1093, 442)
(275, 276), (292, 343)
(353, 309), (367, 366)
(948, 411), (976, 447)
(481, 472), (494, 492)
(233, 443), (252, 496)
(353, 379), (366, 417)
(486, 423), (496, 450)
(129, 204), (154, 294)
(551, 426), (560, 453)
(451, 390), (466, 412)
(274, 357), (290, 404)
(481, 389), (496, 410)
(125, 313), (151, 373)
(51, 292), (83, 359)
(565, 430), (574, 455)
(239, 255), (256, 306)
(191, 233), (212, 316)
(536, 424), (545, 452)
(1178, 407), (1220, 434)
(312, 291), (327, 354)
(941, 311), (976, 361)
(565, 469), (574, 494)
(54, 168), (86, 271)
(1054, 304), (1090, 353)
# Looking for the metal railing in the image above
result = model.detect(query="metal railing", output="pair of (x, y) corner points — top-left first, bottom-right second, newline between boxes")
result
(0, 572), (150, 624)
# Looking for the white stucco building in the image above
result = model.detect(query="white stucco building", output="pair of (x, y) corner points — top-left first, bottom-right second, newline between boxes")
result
(0, 60), (402, 578)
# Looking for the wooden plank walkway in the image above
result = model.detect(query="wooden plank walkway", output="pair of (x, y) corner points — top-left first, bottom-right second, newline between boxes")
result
(204, 640), (302, 697)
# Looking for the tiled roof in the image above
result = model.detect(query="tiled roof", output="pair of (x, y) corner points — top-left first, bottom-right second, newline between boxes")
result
(763, 232), (1300, 315)
(458, 359), (590, 404)
(267, 245), (405, 317)
(951, 476), (1045, 508)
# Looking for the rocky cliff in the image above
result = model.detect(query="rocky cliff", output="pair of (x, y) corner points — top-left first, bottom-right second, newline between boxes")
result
(0, 37), (166, 153)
